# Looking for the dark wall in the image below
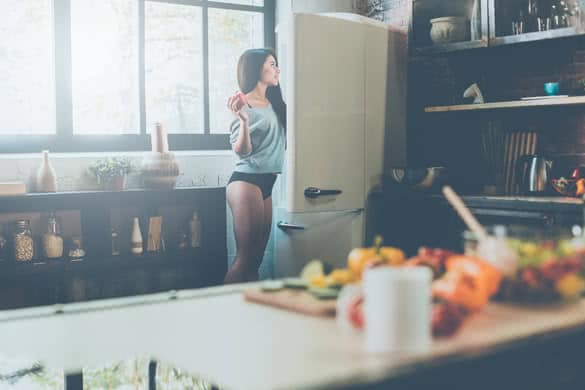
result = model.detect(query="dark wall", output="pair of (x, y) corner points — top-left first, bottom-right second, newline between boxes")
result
(358, 0), (585, 190)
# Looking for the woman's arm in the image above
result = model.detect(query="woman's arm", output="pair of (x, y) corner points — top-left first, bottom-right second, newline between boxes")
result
(227, 95), (252, 156)
(232, 117), (252, 156)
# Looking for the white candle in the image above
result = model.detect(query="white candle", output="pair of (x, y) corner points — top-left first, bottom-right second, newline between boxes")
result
(363, 266), (432, 353)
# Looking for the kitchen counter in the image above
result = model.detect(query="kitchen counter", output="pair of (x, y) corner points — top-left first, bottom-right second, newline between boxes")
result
(444, 194), (583, 214)
(1, 284), (585, 389)
(367, 190), (584, 256)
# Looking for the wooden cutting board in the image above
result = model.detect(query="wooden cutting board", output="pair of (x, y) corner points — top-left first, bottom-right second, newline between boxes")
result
(243, 288), (337, 317)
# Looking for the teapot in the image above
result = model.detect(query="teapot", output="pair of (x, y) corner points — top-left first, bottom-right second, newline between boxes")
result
(515, 155), (553, 194)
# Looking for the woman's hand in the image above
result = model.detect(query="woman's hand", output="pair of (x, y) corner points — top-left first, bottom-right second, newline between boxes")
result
(227, 93), (249, 123)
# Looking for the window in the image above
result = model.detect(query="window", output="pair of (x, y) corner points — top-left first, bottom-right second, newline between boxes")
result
(71, 0), (140, 134)
(145, 2), (204, 134)
(0, 0), (274, 153)
(0, 1), (55, 135)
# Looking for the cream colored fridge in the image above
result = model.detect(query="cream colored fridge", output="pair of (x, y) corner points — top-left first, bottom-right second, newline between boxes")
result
(273, 13), (407, 277)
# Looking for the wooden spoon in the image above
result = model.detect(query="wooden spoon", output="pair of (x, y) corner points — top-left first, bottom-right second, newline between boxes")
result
(442, 186), (488, 242)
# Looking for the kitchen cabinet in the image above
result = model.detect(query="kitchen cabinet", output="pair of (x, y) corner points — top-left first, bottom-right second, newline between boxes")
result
(0, 187), (227, 310)
(411, 0), (585, 55)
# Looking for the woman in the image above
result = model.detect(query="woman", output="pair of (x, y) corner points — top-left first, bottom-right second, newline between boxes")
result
(224, 48), (286, 284)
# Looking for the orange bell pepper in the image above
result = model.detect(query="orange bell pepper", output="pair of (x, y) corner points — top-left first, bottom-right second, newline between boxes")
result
(432, 271), (490, 312)
(577, 178), (585, 197)
(432, 255), (503, 312)
(445, 255), (502, 296)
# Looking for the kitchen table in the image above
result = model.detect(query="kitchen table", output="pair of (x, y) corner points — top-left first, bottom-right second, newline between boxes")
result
(0, 284), (585, 390)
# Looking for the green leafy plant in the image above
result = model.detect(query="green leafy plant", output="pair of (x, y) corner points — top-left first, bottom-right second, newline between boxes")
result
(88, 157), (133, 184)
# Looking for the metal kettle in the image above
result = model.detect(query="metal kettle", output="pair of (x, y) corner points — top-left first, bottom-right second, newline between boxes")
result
(515, 154), (553, 194)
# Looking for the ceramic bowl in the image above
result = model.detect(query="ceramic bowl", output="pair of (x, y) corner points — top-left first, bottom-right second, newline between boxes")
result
(430, 17), (469, 44)
(464, 225), (585, 303)
(551, 178), (580, 197)
(389, 167), (447, 191)
(544, 82), (560, 96)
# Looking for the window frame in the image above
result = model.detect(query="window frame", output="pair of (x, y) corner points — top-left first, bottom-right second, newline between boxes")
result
(0, 0), (275, 153)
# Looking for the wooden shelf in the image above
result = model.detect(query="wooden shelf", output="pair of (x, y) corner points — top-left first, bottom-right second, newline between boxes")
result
(413, 39), (487, 55)
(0, 187), (223, 213)
(0, 248), (211, 280)
(424, 96), (585, 113)
(491, 27), (583, 47)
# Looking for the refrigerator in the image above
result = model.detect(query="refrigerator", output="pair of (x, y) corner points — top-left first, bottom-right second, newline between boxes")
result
(273, 13), (408, 277)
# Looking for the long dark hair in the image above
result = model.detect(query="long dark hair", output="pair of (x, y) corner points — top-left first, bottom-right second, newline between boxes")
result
(237, 48), (287, 130)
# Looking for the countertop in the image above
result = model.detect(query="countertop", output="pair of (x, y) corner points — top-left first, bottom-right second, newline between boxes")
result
(451, 194), (583, 213)
(1, 284), (585, 389)
(372, 188), (583, 213)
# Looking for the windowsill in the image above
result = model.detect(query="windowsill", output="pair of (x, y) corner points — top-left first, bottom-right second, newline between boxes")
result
(0, 150), (234, 160)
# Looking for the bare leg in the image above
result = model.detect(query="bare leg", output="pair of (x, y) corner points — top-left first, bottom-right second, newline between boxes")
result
(224, 181), (267, 284)
(246, 196), (273, 281)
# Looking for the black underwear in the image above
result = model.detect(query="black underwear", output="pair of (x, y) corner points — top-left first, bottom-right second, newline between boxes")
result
(228, 172), (277, 199)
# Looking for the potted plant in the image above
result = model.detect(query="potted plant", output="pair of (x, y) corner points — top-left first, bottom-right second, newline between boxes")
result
(88, 157), (133, 191)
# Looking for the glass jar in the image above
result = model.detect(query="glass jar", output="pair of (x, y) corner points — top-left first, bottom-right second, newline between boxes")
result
(42, 213), (63, 259)
(0, 226), (7, 262)
(68, 236), (85, 260)
(13, 219), (34, 262)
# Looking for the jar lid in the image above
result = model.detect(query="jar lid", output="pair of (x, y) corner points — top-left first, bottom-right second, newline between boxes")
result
(15, 219), (30, 228)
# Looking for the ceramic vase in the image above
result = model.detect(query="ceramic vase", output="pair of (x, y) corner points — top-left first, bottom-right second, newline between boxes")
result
(141, 152), (180, 189)
(141, 123), (179, 189)
(36, 150), (57, 193)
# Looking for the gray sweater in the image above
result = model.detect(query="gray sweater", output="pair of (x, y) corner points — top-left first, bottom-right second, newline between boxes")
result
(230, 104), (285, 174)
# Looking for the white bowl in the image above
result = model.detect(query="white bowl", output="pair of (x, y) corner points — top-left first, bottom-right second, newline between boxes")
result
(430, 16), (469, 44)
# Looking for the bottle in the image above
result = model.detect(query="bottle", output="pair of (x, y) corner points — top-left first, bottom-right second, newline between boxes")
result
(189, 211), (201, 248)
(42, 213), (63, 259)
(111, 227), (121, 256)
(13, 219), (34, 262)
(36, 150), (57, 193)
(526, 0), (539, 32)
(131, 217), (143, 255)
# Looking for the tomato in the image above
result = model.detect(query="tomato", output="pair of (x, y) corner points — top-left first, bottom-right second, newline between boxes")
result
(347, 296), (364, 329)
(432, 301), (466, 337)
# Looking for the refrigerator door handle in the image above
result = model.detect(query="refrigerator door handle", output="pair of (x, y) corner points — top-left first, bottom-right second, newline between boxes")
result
(277, 221), (306, 231)
(304, 187), (342, 199)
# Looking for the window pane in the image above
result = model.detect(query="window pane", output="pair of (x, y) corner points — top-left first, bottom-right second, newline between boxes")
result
(209, 10), (263, 134)
(0, 1), (55, 134)
(212, 0), (264, 5)
(146, 2), (203, 134)
(71, 0), (139, 134)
